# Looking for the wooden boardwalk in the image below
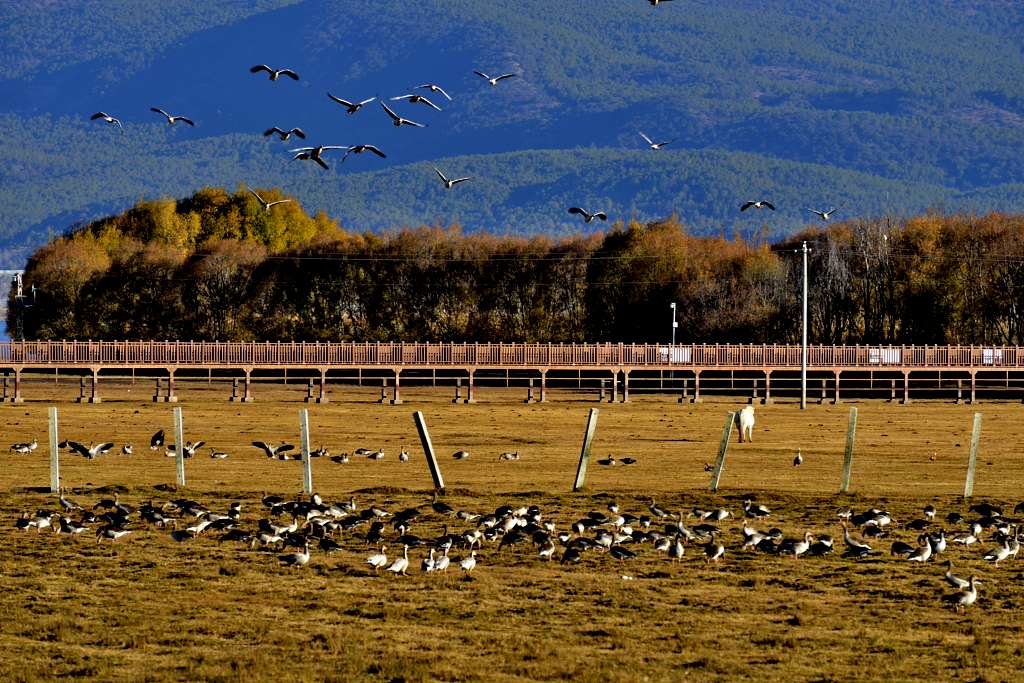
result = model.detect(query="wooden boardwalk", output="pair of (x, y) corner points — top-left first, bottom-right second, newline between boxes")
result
(0, 341), (1021, 404)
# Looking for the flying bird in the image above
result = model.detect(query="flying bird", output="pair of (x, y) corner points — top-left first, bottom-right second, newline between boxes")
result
(342, 144), (387, 163)
(417, 83), (452, 101)
(390, 94), (442, 111)
(568, 207), (608, 224)
(379, 101), (426, 128)
(639, 131), (671, 150)
(252, 441), (296, 459)
(263, 127), (306, 141)
(250, 65), (299, 81)
(807, 207), (840, 222)
(434, 167), (470, 189)
(90, 112), (122, 131)
(648, 0), (675, 5)
(327, 93), (376, 114)
(290, 145), (346, 170)
(149, 108), (194, 126)
(740, 200), (776, 212)
(248, 189), (292, 212)
(474, 70), (517, 86)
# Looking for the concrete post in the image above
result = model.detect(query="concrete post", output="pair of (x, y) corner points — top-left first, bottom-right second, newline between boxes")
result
(413, 411), (445, 491)
(317, 371), (328, 404)
(572, 408), (600, 492)
(840, 406), (858, 493)
(88, 369), (101, 404)
(48, 406), (60, 494)
(539, 370), (547, 403)
(964, 412), (982, 499)
(390, 370), (402, 405)
(465, 370), (476, 404)
(709, 412), (735, 492)
(166, 371), (177, 403)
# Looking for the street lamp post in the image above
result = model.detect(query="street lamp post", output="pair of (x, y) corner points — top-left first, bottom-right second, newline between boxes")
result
(670, 302), (677, 346)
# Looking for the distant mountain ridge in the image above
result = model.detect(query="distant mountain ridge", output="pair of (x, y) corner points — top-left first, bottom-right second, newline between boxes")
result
(1, 0), (1023, 266)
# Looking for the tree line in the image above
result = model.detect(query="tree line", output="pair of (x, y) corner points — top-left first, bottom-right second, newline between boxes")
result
(11, 187), (1024, 346)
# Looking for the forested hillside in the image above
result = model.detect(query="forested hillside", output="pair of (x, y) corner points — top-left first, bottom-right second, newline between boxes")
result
(1, 0), (1023, 267)
(13, 188), (1024, 346)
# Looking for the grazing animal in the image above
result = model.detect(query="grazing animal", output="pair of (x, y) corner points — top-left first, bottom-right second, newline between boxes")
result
(10, 439), (37, 454)
(735, 405), (755, 443)
(793, 450), (803, 467)
(150, 430), (165, 451)
(452, 450), (470, 460)
(250, 65), (299, 81)
(263, 126), (306, 141)
(66, 441), (115, 459)
(253, 441), (296, 459)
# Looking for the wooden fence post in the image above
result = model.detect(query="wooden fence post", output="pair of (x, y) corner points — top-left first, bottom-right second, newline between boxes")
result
(413, 411), (445, 491)
(300, 409), (313, 495)
(173, 406), (185, 488)
(48, 407), (60, 494)
(573, 408), (600, 492)
(839, 406), (858, 493)
(964, 412), (982, 499)
(709, 412), (735, 492)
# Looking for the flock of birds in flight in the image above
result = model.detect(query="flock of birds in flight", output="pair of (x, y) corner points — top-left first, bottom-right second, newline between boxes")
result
(84, 1), (841, 228)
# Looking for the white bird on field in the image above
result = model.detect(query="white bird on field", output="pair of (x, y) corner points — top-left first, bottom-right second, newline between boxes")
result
(66, 441), (114, 459)
(250, 64), (299, 81)
(279, 543), (310, 567)
(90, 112), (122, 131)
(327, 93), (376, 114)
(944, 560), (970, 590)
(248, 189), (292, 212)
(639, 131), (672, 150)
(417, 83), (452, 101)
(474, 70), (517, 86)
(452, 450), (470, 460)
(150, 108), (194, 126)
(253, 441), (296, 459)
(942, 575), (979, 613)
(434, 167), (470, 189)
(10, 439), (37, 454)
(460, 550), (477, 573)
(399, 447), (409, 462)
(386, 545), (410, 575)
(121, 444), (133, 455)
(793, 450), (803, 467)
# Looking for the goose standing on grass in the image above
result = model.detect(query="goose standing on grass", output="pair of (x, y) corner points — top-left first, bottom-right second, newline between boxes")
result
(452, 450), (470, 460)
(11, 439), (38, 454)
(380, 101), (426, 128)
(209, 448), (229, 459)
(342, 144), (387, 163)
(248, 189), (292, 212)
(150, 108), (194, 126)
(90, 112), (122, 131)
(417, 83), (452, 101)
(743, 499), (771, 519)
(639, 131), (671, 150)
(150, 430), (165, 451)
(568, 207), (608, 224)
(434, 167), (470, 189)
(460, 550), (477, 574)
(740, 200), (776, 212)
(793, 450), (803, 467)
(983, 539), (1011, 564)
(263, 126), (306, 141)
(807, 207), (840, 222)
(96, 526), (131, 543)
(121, 444), (133, 455)
(704, 540), (725, 564)
(366, 545), (388, 572)
(434, 548), (451, 572)
(944, 560), (970, 590)
(648, 499), (669, 519)
(250, 64), (299, 81)
(327, 93), (375, 114)
(386, 545), (410, 576)
(279, 542), (310, 567)
(390, 93), (443, 111)
(474, 70), (517, 86)
(498, 451), (520, 461)
(906, 541), (933, 563)
(399, 447), (409, 463)
(290, 145), (346, 170)
(942, 576), (979, 613)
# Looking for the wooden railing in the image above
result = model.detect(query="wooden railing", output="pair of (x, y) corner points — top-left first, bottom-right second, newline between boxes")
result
(0, 341), (1021, 369)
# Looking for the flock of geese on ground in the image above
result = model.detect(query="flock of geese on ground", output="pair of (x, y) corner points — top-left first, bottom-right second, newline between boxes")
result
(11, 476), (1023, 611)
(83, 1), (841, 228)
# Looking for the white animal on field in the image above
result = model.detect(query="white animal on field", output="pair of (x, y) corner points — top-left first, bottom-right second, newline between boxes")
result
(736, 405), (755, 443)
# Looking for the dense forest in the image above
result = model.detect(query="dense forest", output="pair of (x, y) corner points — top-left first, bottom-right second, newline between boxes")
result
(11, 188), (1024, 346)
(2, 0), (1023, 265)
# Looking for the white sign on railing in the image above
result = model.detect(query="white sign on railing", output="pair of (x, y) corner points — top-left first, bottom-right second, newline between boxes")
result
(982, 348), (1003, 366)
(658, 347), (692, 364)
(868, 348), (902, 365)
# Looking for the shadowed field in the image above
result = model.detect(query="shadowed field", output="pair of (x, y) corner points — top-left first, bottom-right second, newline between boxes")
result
(1, 382), (1023, 681)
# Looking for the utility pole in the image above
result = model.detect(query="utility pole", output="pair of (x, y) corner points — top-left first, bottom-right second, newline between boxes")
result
(801, 241), (809, 410)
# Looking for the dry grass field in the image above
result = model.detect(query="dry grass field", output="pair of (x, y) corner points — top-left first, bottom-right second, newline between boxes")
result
(1, 380), (1023, 682)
